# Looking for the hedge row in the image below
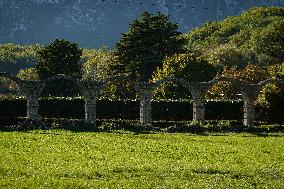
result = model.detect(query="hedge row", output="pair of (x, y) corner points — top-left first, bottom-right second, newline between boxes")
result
(0, 97), (281, 123)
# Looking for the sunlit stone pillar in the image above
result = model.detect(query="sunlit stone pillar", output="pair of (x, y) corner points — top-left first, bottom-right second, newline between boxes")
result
(243, 99), (255, 127)
(22, 81), (42, 120)
(84, 92), (99, 124)
(136, 82), (154, 127)
(81, 81), (104, 125)
(240, 85), (261, 127)
(190, 83), (210, 124)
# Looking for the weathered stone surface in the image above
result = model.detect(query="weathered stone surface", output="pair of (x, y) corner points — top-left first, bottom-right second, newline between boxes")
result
(189, 82), (213, 123)
(80, 81), (104, 125)
(1, 72), (284, 127)
(20, 80), (44, 120)
(135, 82), (155, 127)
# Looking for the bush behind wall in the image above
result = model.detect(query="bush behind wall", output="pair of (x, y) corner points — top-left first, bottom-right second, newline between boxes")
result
(0, 96), (278, 124)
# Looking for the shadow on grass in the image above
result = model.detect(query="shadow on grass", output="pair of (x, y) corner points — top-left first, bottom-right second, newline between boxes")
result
(192, 167), (252, 179)
(0, 117), (283, 136)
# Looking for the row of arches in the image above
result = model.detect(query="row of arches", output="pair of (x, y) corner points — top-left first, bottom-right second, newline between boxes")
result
(1, 72), (284, 127)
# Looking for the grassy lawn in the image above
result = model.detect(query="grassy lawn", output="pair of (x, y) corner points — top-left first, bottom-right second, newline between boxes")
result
(0, 130), (283, 188)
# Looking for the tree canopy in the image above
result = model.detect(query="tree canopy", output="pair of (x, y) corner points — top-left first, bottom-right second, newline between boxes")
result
(184, 7), (284, 65)
(35, 39), (83, 79)
(114, 11), (185, 82)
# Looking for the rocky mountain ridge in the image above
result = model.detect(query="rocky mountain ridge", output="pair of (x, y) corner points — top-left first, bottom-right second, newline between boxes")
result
(0, 0), (283, 48)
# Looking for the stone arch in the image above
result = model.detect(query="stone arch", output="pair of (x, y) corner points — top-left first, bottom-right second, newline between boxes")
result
(206, 77), (242, 98)
(39, 74), (81, 96)
(234, 78), (284, 126)
(200, 77), (243, 122)
(2, 71), (284, 127)
(150, 77), (192, 122)
(186, 78), (219, 123)
(0, 72), (44, 120)
(0, 72), (23, 92)
(80, 76), (135, 125)
(153, 77), (191, 91)
(134, 78), (191, 126)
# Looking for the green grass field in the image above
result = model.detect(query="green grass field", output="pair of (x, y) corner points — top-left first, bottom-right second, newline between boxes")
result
(0, 130), (283, 188)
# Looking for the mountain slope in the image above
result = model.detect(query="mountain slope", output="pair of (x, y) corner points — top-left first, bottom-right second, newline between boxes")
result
(0, 0), (284, 48)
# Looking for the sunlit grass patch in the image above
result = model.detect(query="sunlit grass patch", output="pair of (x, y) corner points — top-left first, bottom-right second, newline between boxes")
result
(0, 131), (283, 188)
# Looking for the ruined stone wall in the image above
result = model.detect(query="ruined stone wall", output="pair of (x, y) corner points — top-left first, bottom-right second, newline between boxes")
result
(1, 72), (283, 127)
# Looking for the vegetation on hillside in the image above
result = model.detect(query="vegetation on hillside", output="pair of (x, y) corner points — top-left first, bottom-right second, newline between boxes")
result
(0, 7), (283, 101)
(153, 6), (284, 100)
(0, 43), (41, 74)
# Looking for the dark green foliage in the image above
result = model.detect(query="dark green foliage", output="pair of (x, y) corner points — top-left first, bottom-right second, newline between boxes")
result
(265, 85), (284, 123)
(17, 119), (49, 131)
(40, 78), (81, 97)
(205, 101), (243, 120)
(0, 97), (26, 118)
(35, 39), (83, 79)
(185, 7), (284, 58)
(253, 18), (284, 64)
(114, 11), (185, 81)
(0, 97), (268, 123)
(0, 44), (41, 74)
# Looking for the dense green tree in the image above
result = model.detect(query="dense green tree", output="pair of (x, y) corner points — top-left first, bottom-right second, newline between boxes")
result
(35, 39), (83, 79)
(252, 19), (284, 64)
(114, 11), (185, 82)
(183, 6), (283, 101)
(34, 39), (82, 96)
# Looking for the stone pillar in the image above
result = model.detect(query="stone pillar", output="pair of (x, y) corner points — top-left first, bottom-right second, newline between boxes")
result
(81, 81), (104, 125)
(243, 99), (255, 127)
(26, 93), (40, 120)
(136, 82), (154, 127)
(192, 97), (205, 122)
(240, 85), (261, 127)
(190, 83), (210, 123)
(22, 81), (42, 120)
(84, 92), (99, 124)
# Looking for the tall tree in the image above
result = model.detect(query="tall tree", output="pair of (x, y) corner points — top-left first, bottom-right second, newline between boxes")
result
(35, 39), (83, 79)
(114, 11), (185, 82)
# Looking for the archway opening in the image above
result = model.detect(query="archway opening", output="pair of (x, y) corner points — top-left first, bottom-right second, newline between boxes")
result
(205, 80), (243, 124)
(39, 77), (84, 120)
(0, 76), (25, 126)
(0, 76), (21, 96)
(257, 81), (284, 124)
(97, 78), (139, 123)
(152, 79), (192, 122)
